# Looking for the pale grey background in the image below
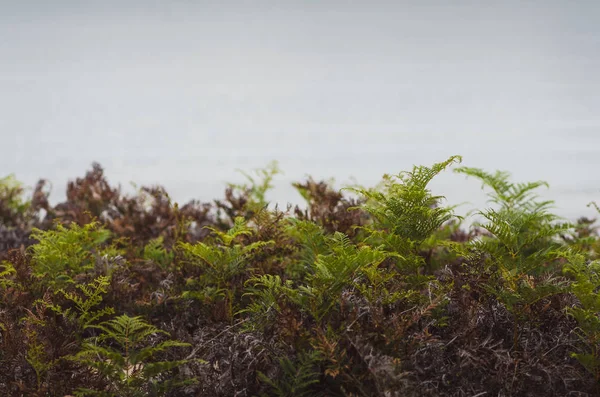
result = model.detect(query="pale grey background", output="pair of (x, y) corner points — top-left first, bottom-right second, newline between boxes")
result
(1, 1), (599, 220)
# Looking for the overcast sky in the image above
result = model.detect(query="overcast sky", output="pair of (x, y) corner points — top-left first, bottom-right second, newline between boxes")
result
(1, 1), (599, 218)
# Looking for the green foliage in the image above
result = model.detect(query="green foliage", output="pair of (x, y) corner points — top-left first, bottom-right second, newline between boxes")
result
(143, 236), (174, 270)
(258, 350), (322, 397)
(350, 155), (462, 243)
(563, 198), (600, 380)
(240, 274), (294, 332)
(5, 158), (600, 396)
(0, 260), (17, 289)
(284, 219), (328, 279)
(29, 221), (112, 286)
(455, 167), (574, 348)
(294, 232), (392, 322)
(179, 217), (273, 319)
(241, 231), (405, 332)
(349, 156), (462, 285)
(457, 168), (571, 271)
(0, 174), (31, 226)
(457, 168), (550, 210)
(21, 301), (59, 391)
(229, 160), (281, 211)
(25, 328), (57, 391)
(564, 253), (600, 379)
(344, 157), (461, 314)
(72, 314), (196, 397)
(483, 273), (567, 319)
(352, 255), (411, 307)
(456, 166), (571, 273)
(44, 276), (114, 331)
(567, 215), (600, 259)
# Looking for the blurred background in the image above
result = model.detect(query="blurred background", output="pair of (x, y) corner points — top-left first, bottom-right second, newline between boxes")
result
(1, 0), (599, 221)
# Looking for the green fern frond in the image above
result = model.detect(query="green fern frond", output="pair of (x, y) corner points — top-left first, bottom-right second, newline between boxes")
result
(240, 274), (295, 331)
(458, 166), (572, 274)
(285, 219), (329, 277)
(0, 260), (16, 289)
(48, 275), (114, 330)
(258, 350), (322, 397)
(178, 217), (274, 319)
(203, 216), (254, 246)
(228, 161), (281, 211)
(29, 221), (111, 286)
(294, 232), (391, 321)
(72, 314), (195, 397)
(143, 237), (174, 269)
(455, 167), (549, 210)
(348, 156), (461, 243)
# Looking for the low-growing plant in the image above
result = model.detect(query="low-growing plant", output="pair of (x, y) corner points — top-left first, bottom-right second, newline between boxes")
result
(21, 299), (59, 392)
(29, 221), (112, 286)
(344, 156), (462, 319)
(43, 275), (115, 331)
(71, 314), (197, 397)
(215, 161), (281, 224)
(240, 274), (294, 332)
(231, 160), (281, 210)
(456, 167), (574, 347)
(0, 260), (17, 289)
(565, 250), (600, 380)
(350, 156), (462, 275)
(284, 219), (329, 279)
(352, 156), (461, 241)
(295, 232), (391, 323)
(258, 349), (323, 397)
(179, 216), (272, 320)
(3, 159), (600, 396)
(143, 236), (174, 270)
(0, 174), (32, 227)
(455, 167), (571, 273)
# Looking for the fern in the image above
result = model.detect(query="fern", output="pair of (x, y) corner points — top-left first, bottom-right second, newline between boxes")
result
(179, 217), (273, 319)
(143, 236), (174, 270)
(295, 232), (391, 322)
(455, 167), (551, 211)
(456, 167), (573, 348)
(456, 166), (572, 275)
(43, 276), (115, 331)
(284, 219), (329, 279)
(349, 156), (461, 280)
(72, 314), (197, 397)
(179, 217), (270, 284)
(29, 221), (112, 286)
(258, 350), (323, 397)
(290, 158), (463, 327)
(349, 155), (461, 243)
(239, 274), (294, 332)
(228, 160), (281, 212)
(564, 253), (600, 380)
(25, 328), (57, 392)
(0, 260), (16, 290)
(21, 301), (59, 391)
(286, 220), (328, 265)
(456, 166), (570, 267)
(0, 174), (32, 226)
(344, 157), (461, 313)
(242, 231), (396, 327)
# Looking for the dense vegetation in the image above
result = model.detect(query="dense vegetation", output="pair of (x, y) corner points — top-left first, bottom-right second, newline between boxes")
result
(1, 157), (600, 396)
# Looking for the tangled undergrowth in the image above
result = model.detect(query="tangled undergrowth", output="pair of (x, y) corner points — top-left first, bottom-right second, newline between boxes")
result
(2, 157), (600, 396)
